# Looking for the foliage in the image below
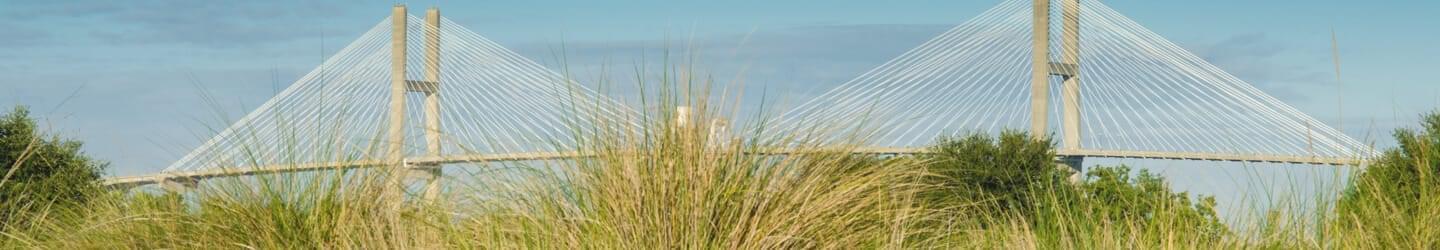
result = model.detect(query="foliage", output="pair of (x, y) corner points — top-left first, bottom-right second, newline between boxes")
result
(1, 67), (937, 248)
(445, 82), (931, 248)
(7, 72), (1440, 248)
(1057, 166), (1226, 241)
(1334, 111), (1440, 246)
(6, 102), (1440, 248)
(1079, 166), (1222, 229)
(918, 131), (1063, 218)
(917, 132), (1228, 247)
(0, 106), (108, 230)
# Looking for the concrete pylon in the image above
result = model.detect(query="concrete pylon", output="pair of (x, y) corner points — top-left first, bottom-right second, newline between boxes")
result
(1059, 0), (1081, 151)
(387, 5), (444, 201)
(1058, 0), (1083, 182)
(1028, 0), (1052, 139)
(384, 4), (410, 205)
(1031, 0), (1085, 182)
(388, 5), (408, 163)
(414, 7), (443, 201)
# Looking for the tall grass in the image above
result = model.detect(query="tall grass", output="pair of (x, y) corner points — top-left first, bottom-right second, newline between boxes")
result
(3, 62), (1439, 249)
(1, 60), (939, 248)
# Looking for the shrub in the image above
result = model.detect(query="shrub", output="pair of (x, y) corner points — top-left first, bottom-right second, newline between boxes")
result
(919, 132), (1227, 247)
(0, 106), (108, 230)
(1334, 111), (1440, 245)
(918, 131), (1065, 218)
(453, 97), (931, 248)
(1079, 166), (1221, 225)
(1065, 166), (1225, 239)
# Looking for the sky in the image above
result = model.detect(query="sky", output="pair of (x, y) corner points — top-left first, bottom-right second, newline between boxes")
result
(3, 0), (1440, 221)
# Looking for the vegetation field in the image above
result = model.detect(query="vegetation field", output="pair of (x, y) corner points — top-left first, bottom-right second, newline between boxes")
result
(2, 74), (1438, 249)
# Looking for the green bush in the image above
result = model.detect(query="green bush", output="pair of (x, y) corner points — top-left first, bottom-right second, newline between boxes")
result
(919, 131), (1226, 245)
(1062, 166), (1226, 240)
(0, 106), (108, 230)
(1076, 166), (1221, 226)
(1334, 111), (1440, 245)
(918, 131), (1064, 218)
(1340, 111), (1440, 214)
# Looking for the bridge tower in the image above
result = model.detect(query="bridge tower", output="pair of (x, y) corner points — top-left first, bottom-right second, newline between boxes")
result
(389, 5), (444, 200)
(1029, 0), (1084, 181)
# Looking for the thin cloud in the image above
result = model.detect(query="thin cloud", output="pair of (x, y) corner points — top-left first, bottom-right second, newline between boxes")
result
(5, 1), (359, 48)
(0, 19), (53, 47)
(512, 24), (950, 95)
(1190, 33), (1330, 101)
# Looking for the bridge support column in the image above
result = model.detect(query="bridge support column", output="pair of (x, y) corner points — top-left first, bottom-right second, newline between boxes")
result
(388, 5), (445, 201)
(1057, 0), (1084, 185)
(1056, 156), (1083, 184)
(1036, 0), (1085, 185)
(408, 165), (442, 201)
(388, 5), (408, 165)
(414, 7), (444, 201)
(1027, 0), (1051, 138)
(1033, 0), (1083, 146)
(385, 4), (411, 206)
(1059, 0), (1081, 151)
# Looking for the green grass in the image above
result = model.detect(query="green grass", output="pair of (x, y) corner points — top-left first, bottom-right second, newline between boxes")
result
(3, 66), (1438, 249)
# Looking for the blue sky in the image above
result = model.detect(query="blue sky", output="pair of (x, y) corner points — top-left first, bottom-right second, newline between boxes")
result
(4, 0), (1439, 220)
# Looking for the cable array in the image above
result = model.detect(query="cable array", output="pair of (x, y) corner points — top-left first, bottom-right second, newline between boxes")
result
(166, 0), (1374, 173)
(775, 0), (1373, 160)
(164, 16), (635, 172)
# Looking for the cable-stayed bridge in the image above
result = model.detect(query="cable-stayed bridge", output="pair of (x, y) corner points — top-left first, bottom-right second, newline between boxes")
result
(104, 0), (1374, 193)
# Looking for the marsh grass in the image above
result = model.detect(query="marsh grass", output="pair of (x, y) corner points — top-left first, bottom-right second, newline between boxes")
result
(1, 59), (939, 249)
(2, 61), (1439, 249)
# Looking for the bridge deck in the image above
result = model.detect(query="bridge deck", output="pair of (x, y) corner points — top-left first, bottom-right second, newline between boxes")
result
(105, 148), (1361, 188)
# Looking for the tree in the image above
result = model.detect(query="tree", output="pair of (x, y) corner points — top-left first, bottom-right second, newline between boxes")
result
(918, 131), (1065, 218)
(1071, 166), (1225, 239)
(1336, 111), (1440, 241)
(0, 106), (108, 229)
(1341, 111), (1440, 212)
(918, 131), (1224, 239)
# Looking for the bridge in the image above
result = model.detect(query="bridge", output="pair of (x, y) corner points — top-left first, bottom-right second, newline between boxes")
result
(104, 0), (1374, 195)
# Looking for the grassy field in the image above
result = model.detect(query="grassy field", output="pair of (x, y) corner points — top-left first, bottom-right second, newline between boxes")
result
(2, 71), (1437, 249)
